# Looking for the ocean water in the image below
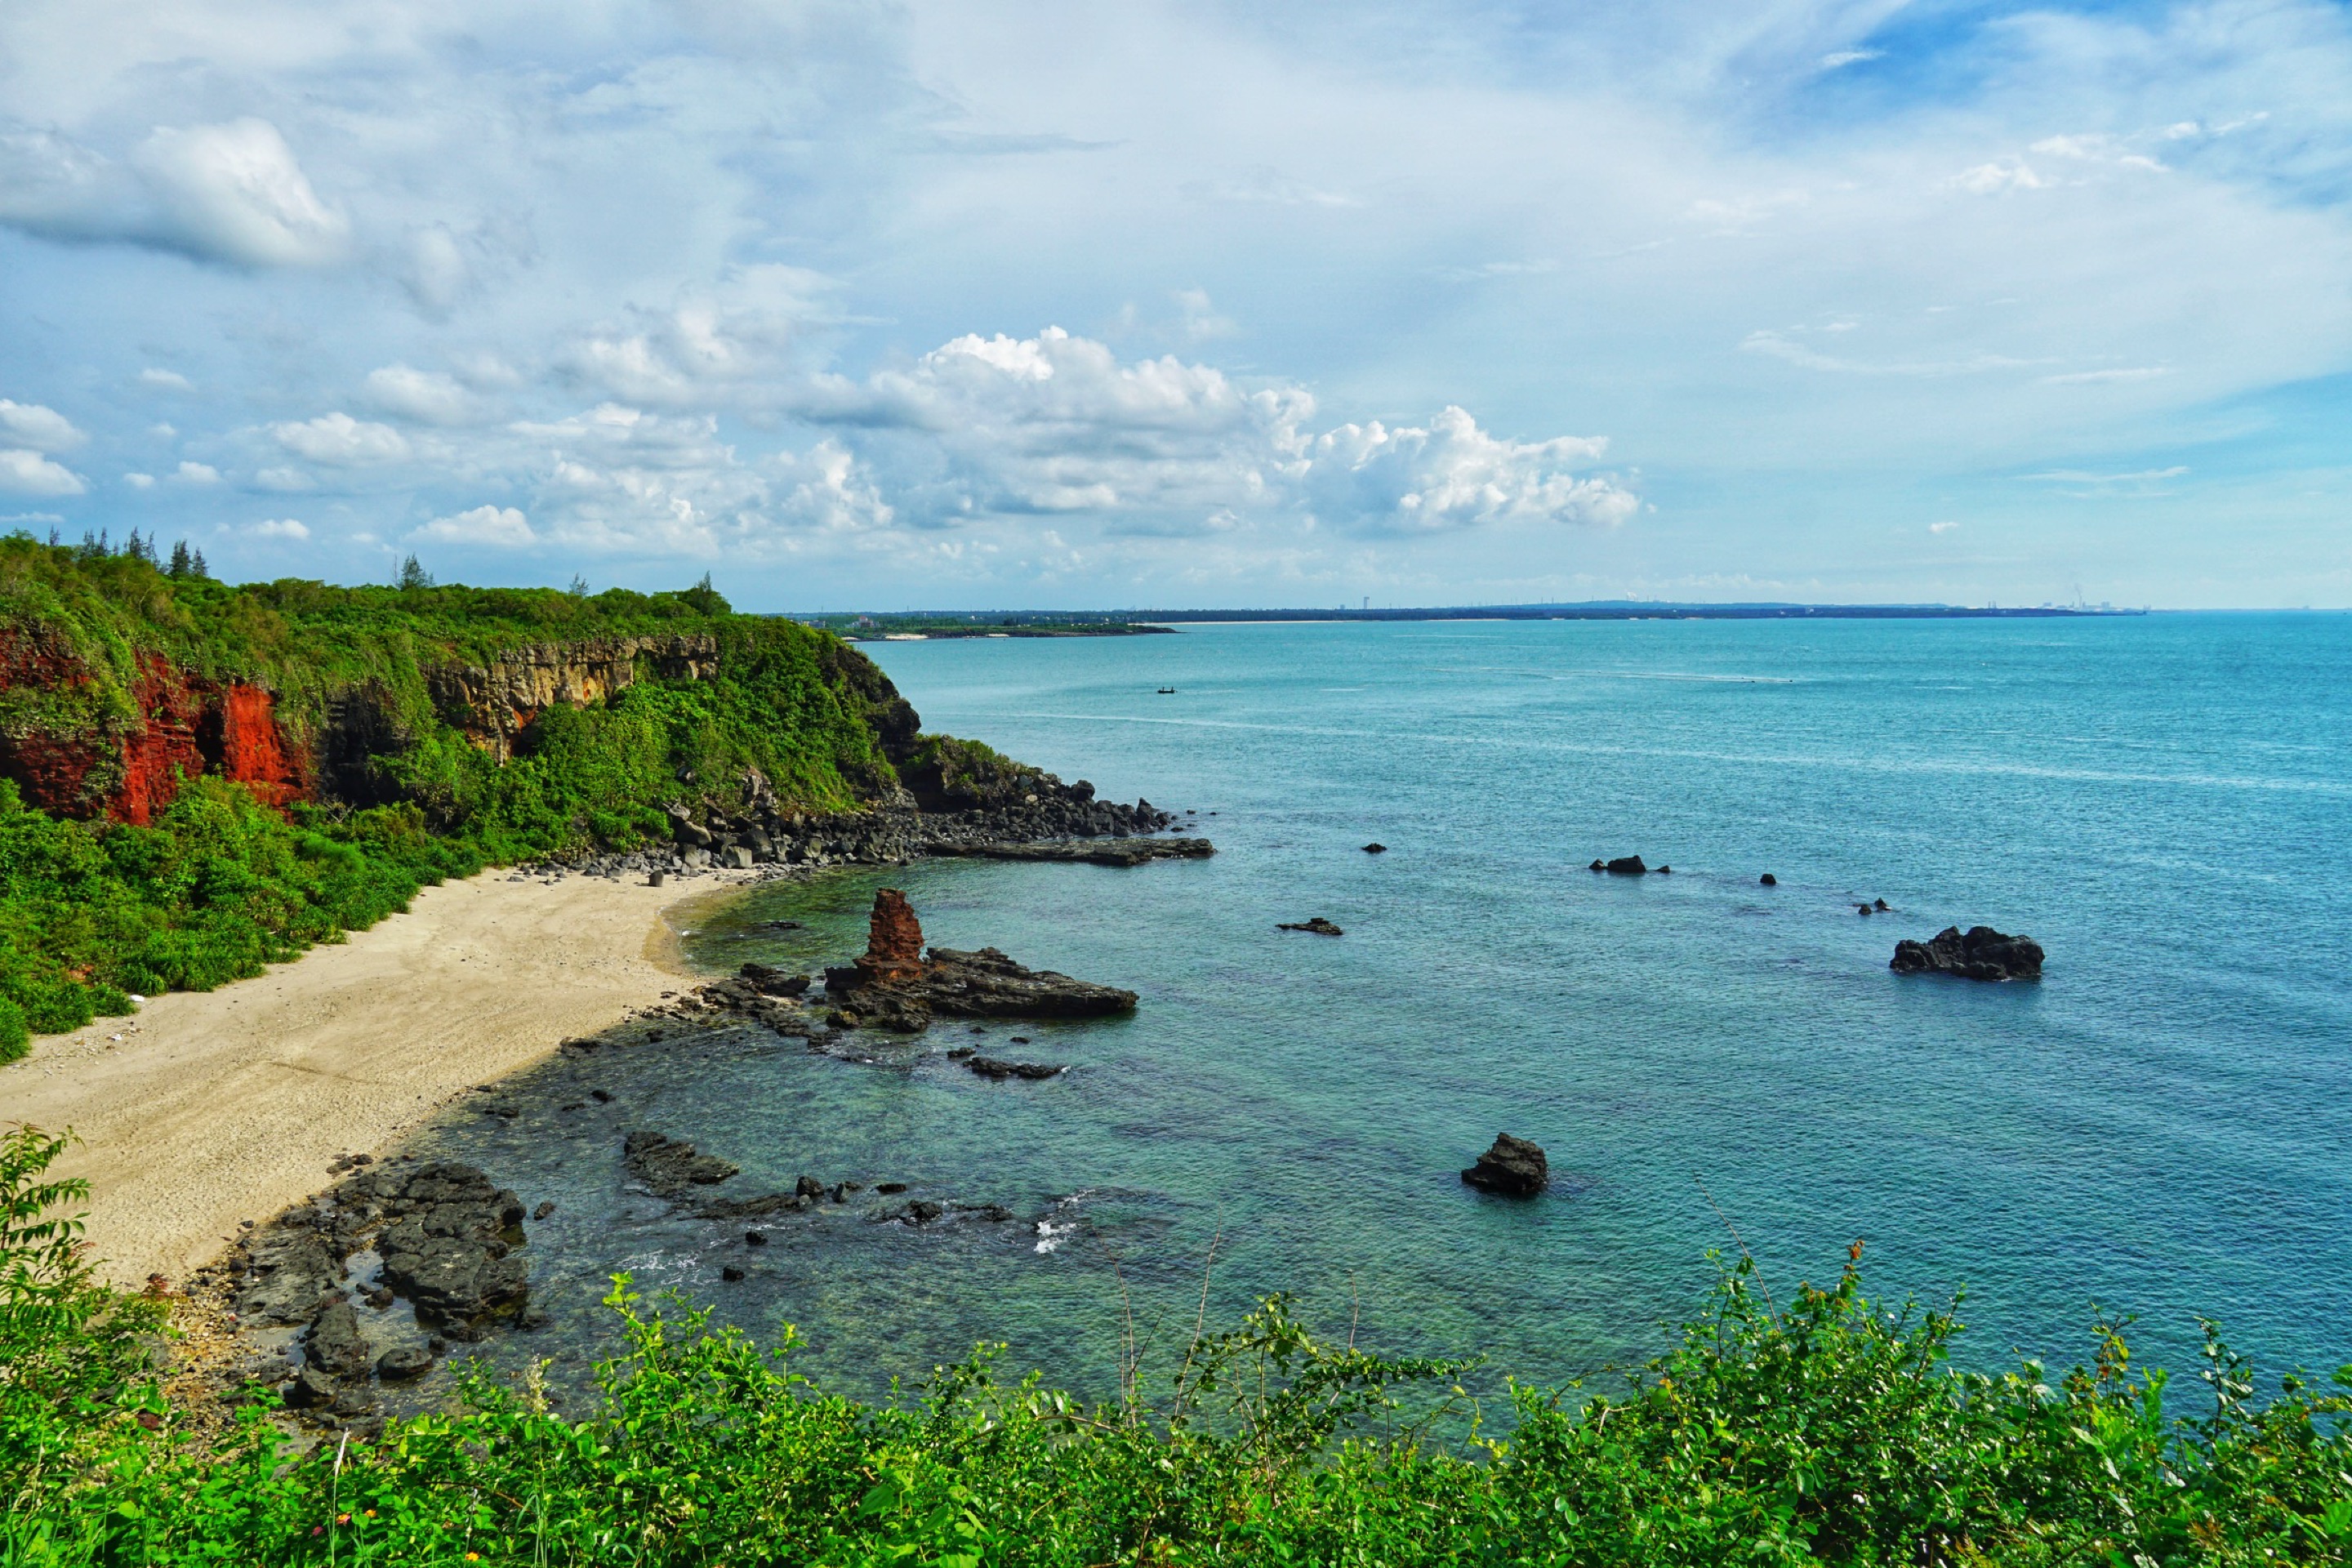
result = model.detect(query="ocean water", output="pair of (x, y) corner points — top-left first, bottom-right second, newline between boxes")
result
(418, 615), (2352, 1416)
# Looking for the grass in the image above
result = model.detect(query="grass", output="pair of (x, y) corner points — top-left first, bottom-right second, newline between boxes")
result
(2, 1126), (2348, 1566)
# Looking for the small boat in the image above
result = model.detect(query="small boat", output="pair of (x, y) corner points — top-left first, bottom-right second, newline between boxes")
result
(1156, 686), (1176, 694)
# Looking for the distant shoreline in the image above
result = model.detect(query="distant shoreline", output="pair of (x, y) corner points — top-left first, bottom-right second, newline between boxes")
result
(804, 603), (2160, 639)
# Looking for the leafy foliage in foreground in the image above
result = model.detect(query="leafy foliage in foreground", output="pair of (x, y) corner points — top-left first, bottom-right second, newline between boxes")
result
(3, 1129), (2348, 1566)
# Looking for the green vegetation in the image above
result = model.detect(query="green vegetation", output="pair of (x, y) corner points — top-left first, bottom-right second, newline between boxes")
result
(0, 536), (923, 1055)
(3, 1129), (2348, 1566)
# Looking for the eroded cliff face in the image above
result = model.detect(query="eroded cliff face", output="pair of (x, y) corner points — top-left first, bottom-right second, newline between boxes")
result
(424, 635), (721, 762)
(0, 630), (308, 823)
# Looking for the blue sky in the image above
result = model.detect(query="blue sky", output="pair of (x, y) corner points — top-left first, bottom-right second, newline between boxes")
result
(1, 0), (2346, 608)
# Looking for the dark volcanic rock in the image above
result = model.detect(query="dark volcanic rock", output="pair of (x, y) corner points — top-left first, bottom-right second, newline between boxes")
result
(623, 1131), (741, 1197)
(1276, 917), (1343, 936)
(934, 837), (1214, 867)
(738, 961), (812, 997)
(1604, 856), (1647, 875)
(1362, 842), (1388, 853)
(966, 1055), (1066, 1080)
(1760, 873), (1776, 885)
(231, 1226), (341, 1325)
(376, 1345), (434, 1382)
(1461, 1134), (1549, 1196)
(375, 1163), (530, 1336)
(1891, 925), (2044, 981)
(305, 1298), (374, 1381)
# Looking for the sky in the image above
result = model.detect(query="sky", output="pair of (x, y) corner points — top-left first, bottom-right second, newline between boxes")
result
(2, 0), (2348, 609)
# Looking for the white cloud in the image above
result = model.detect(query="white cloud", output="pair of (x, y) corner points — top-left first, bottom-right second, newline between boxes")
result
(139, 368), (193, 392)
(0, 399), (84, 451)
(172, 460), (220, 483)
(251, 517), (310, 540)
(364, 365), (479, 425)
(563, 267), (831, 407)
(1820, 50), (1882, 69)
(254, 466), (313, 492)
(2040, 367), (2172, 385)
(2022, 466), (2189, 483)
(271, 412), (409, 465)
(412, 504), (535, 547)
(123, 471), (154, 488)
(131, 120), (348, 268)
(1929, 520), (1960, 533)
(1949, 162), (2049, 195)
(1306, 408), (1633, 533)
(0, 449), (84, 497)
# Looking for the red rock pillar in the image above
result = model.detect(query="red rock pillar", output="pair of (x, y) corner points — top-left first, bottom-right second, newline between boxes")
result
(857, 889), (927, 982)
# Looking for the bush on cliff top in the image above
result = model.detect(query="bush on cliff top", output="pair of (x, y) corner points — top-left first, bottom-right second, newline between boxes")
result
(2, 1129), (2349, 1566)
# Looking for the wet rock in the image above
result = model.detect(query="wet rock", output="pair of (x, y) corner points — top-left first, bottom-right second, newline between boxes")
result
(966, 1056), (1066, 1080)
(1760, 873), (1776, 885)
(1362, 843), (1387, 853)
(623, 1131), (740, 1197)
(877, 1182), (908, 1195)
(306, 1298), (374, 1381)
(374, 1163), (531, 1335)
(232, 1227), (341, 1325)
(721, 1266), (746, 1282)
(738, 962), (811, 997)
(1891, 925), (2044, 982)
(1588, 859), (1606, 871)
(1602, 855), (1647, 875)
(745, 1230), (768, 1245)
(532, 1200), (555, 1220)
(1873, 898), (1890, 911)
(376, 1346), (434, 1382)
(1276, 917), (1343, 936)
(1461, 1134), (1550, 1196)
(795, 1175), (826, 1199)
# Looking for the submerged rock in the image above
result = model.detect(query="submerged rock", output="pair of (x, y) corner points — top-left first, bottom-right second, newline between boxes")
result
(1276, 917), (1344, 936)
(1891, 925), (2043, 981)
(966, 1055), (1066, 1080)
(1461, 1134), (1549, 1196)
(623, 1130), (741, 1197)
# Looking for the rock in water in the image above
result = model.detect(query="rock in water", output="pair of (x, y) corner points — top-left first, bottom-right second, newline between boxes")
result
(1362, 843), (1388, 853)
(1890, 925), (2044, 981)
(1760, 873), (1777, 885)
(859, 889), (928, 983)
(1604, 855), (1647, 875)
(1461, 1134), (1549, 1196)
(623, 1131), (741, 1197)
(1276, 917), (1344, 936)
(967, 1055), (1066, 1080)
(377, 1345), (434, 1382)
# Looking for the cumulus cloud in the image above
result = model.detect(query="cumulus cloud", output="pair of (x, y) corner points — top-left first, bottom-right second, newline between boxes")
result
(412, 504), (535, 547)
(139, 368), (193, 392)
(801, 328), (1629, 537)
(563, 267), (832, 406)
(0, 449), (84, 497)
(0, 118), (346, 268)
(173, 460), (220, 483)
(251, 518), (310, 540)
(0, 399), (84, 451)
(1306, 408), (1634, 533)
(271, 412), (409, 465)
(130, 120), (349, 268)
(364, 365), (479, 425)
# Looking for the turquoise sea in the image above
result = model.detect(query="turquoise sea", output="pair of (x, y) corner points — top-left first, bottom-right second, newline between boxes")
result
(423, 615), (2352, 1412)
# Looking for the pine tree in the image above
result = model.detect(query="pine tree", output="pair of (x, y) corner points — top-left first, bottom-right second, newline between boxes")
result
(398, 555), (434, 590)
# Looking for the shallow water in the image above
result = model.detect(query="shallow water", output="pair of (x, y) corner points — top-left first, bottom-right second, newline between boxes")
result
(414, 615), (2352, 1414)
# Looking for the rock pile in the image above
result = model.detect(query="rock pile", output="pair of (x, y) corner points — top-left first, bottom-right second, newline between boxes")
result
(218, 1158), (536, 1423)
(1891, 925), (2044, 981)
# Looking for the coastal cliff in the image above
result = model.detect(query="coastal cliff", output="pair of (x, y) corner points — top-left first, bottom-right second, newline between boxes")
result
(0, 535), (1170, 1048)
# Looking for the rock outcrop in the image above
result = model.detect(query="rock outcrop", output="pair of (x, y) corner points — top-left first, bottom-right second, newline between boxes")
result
(821, 892), (1138, 1031)
(931, 837), (1214, 867)
(425, 635), (720, 762)
(1461, 1134), (1549, 1196)
(1891, 925), (2044, 981)
(1276, 917), (1343, 936)
(623, 1130), (741, 1198)
(966, 1055), (1066, 1080)
(218, 1156), (536, 1423)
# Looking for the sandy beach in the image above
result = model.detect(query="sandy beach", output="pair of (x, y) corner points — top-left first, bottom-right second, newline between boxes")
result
(0, 867), (751, 1287)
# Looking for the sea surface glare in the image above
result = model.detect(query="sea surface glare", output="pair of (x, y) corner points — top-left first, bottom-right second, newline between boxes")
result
(424, 616), (2352, 1410)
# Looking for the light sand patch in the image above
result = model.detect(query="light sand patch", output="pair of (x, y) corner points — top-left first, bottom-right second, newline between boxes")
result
(0, 866), (760, 1287)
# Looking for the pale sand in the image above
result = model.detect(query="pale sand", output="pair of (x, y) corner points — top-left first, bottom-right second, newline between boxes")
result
(0, 867), (756, 1286)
